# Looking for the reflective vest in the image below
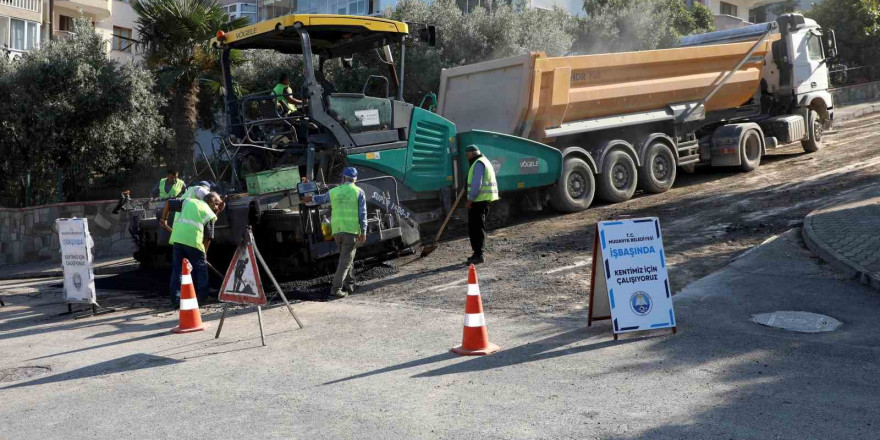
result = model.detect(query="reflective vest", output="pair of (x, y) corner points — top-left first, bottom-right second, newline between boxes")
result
(182, 185), (208, 200)
(159, 178), (185, 199)
(467, 156), (499, 202)
(329, 183), (363, 235)
(168, 198), (217, 253)
(273, 83), (297, 113)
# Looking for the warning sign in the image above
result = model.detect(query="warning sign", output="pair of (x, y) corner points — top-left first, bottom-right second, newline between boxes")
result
(588, 217), (676, 336)
(57, 218), (97, 304)
(219, 231), (267, 305)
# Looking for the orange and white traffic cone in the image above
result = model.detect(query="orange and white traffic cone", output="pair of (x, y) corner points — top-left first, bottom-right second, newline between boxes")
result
(171, 258), (207, 334)
(451, 264), (500, 356)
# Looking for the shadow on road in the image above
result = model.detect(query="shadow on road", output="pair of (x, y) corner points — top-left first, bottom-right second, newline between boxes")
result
(2, 353), (183, 390)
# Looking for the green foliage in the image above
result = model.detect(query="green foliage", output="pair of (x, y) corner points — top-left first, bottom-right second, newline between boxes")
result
(0, 19), (169, 206)
(807, 0), (880, 68)
(577, 0), (713, 53)
(133, 0), (248, 162)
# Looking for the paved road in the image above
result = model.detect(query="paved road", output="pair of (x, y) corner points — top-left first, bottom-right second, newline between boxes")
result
(2, 229), (878, 439)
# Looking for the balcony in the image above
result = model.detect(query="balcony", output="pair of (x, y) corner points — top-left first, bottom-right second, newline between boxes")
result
(0, 0), (41, 13)
(54, 0), (111, 20)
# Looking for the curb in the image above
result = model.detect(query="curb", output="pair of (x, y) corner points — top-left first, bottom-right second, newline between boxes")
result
(835, 103), (880, 123)
(803, 206), (880, 292)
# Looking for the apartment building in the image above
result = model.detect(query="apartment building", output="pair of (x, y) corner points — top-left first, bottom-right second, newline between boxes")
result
(46, 0), (141, 61)
(1, 0), (43, 58)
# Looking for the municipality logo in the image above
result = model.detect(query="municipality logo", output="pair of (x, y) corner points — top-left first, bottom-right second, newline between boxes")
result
(73, 273), (83, 291)
(630, 291), (652, 316)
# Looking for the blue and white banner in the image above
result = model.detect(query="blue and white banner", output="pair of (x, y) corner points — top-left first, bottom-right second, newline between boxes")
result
(596, 217), (675, 334)
(57, 218), (97, 304)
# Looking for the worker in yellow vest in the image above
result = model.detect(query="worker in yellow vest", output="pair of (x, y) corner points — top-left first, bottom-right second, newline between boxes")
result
(150, 169), (185, 200)
(304, 167), (366, 298)
(160, 192), (225, 307)
(274, 73), (303, 116)
(464, 145), (499, 265)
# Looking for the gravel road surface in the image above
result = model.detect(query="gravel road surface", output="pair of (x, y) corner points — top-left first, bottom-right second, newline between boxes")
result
(352, 113), (880, 315)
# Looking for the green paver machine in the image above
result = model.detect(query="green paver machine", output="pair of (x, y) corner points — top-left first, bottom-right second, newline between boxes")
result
(131, 14), (583, 276)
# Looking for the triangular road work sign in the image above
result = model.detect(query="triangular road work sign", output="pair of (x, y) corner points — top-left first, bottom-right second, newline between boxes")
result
(219, 231), (267, 306)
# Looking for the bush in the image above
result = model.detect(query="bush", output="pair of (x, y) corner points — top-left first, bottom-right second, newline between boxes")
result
(0, 19), (170, 207)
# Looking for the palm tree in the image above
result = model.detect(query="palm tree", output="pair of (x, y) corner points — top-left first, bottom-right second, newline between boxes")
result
(133, 0), (249, 166)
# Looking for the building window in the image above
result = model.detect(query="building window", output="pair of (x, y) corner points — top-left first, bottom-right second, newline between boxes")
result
(720, 1), (738, 17)
(10, 19), (25, 50)
(113, 26), (133, 52)
(0, 17), (9, 50)
(26, 21), (38, 50)
(59, 15), (73, 32)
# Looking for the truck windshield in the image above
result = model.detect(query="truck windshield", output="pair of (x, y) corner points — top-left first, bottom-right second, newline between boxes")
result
(807, 33), (824, 61)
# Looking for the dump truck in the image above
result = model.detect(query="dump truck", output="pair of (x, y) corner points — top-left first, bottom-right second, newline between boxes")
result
(437, 14), (837, 207)
(129, 15), (573, 275)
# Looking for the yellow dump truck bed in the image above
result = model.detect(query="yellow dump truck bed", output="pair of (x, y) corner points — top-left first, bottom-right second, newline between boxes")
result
(437, 35), (779, 141)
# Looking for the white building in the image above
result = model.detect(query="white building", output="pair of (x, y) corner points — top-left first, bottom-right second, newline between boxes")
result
(691, 0), (819, 30)
(1, 0), (43, 58)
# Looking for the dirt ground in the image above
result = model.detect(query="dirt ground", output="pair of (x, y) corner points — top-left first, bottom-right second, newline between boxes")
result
(350, 112), (880, 315)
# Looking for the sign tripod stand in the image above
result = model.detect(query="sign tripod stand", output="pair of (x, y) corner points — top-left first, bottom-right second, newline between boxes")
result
(214, 227), (303, 346)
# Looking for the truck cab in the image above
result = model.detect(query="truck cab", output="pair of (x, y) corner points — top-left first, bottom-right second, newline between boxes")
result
(767, 14), (836, 133)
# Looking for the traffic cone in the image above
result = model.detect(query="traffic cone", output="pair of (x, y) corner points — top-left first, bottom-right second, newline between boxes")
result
(171, 258), (207, 334)
(451, 264), (500, 356)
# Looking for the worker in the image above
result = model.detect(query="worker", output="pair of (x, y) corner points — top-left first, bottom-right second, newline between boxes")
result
(160, 192), (226, 307)
(464, 145), (499, 265)
(181, 181), (212, 200)
(274, 73), (303, 116)
(303, 167), (366, 298)
(150, 169), (185, 200)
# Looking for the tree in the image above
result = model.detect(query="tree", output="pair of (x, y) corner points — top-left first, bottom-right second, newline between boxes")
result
(133, 0), (249, 165)
(0, 19), (169, 206)
(576, 0), (713, 54)
(807, 0), (880, 70)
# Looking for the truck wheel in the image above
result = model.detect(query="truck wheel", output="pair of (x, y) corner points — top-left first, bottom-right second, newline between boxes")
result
(597, 150), (637, 203)
(801, 110), (823, 153)
(638, 142), (677, 194)
(739, 129), (762, 172)
(549, 157), (595, 213)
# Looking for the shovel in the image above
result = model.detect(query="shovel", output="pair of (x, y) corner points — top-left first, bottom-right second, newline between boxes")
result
(420, 188), (466, 258)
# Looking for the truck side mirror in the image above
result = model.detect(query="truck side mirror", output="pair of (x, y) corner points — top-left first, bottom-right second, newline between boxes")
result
(824, 30), (838, 59)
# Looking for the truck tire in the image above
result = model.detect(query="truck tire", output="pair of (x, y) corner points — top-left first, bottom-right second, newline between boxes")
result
(638, 142), (677, 194)
(801, 110), (823, 153)
(549, 157), (595, 213)
(739, 129), (762, 172)
(597, 150), (637, 203)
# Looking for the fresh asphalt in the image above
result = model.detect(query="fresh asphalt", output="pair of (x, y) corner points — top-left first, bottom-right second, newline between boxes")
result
(1, 229), (878, 439)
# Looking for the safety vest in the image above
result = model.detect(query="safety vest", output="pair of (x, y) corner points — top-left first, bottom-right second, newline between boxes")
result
(273, 83), (297, 113)
(467, 156), (500, 202)
(158, 178), (185, 199)
(168, 198), (217, 253)
(329, 183), (363, 235)
(182, 185), (208, 200)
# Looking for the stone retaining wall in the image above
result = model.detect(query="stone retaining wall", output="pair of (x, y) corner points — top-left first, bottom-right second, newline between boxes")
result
(831, 81), (880, 107)
(0, 200), (133, 266)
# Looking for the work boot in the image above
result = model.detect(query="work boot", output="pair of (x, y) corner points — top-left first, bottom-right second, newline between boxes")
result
(330, 289), (348, 299)
(342, 283), (356, 294)
(465, 255), (485, 265)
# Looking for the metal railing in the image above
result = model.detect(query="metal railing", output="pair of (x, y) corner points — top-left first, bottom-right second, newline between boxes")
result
(829, 64), (880, 88)
(0, 0), (41, 12)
